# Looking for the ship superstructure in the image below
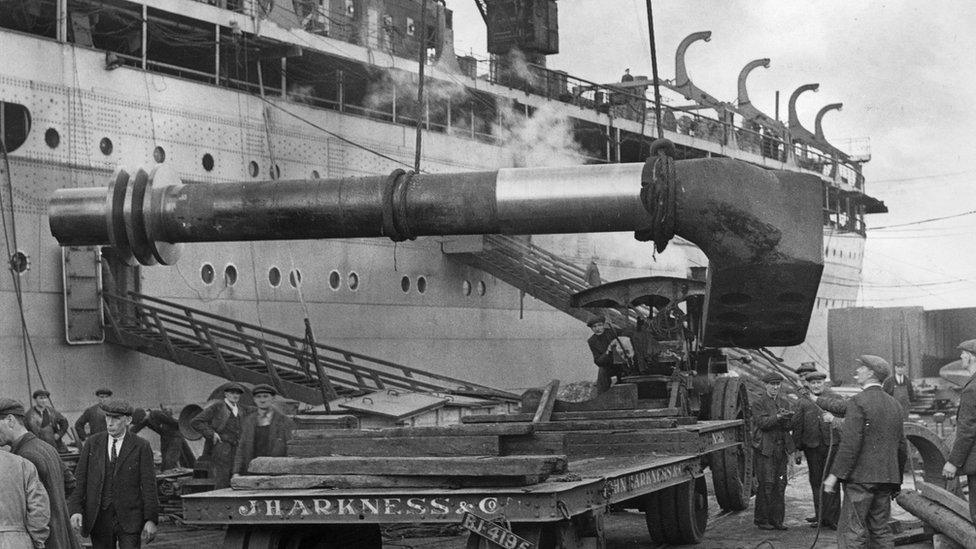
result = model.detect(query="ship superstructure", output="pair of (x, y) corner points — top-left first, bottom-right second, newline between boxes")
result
(0, 0), (882, 413)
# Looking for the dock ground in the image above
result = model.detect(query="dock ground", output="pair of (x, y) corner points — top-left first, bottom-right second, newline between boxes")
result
(151, 464), (937, 548)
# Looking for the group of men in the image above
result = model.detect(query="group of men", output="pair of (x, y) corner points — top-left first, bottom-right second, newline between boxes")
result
(0, 381), (293, 548)
(752, 354), (909, 548)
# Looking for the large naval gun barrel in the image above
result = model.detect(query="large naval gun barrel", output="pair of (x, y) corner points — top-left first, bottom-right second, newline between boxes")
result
(49, 154), (824, 348)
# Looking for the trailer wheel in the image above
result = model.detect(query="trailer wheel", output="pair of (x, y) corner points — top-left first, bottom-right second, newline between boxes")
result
(642, 476), (708, 545)
(709, 376), (753, 511)
(282, 525), (382, 549)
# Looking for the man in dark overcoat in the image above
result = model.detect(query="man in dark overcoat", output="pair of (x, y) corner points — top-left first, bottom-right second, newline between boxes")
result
(751, 372), (795, 531)
(943, 339), (976, 524)
(882, 362), (915, 419)
(74, 388), (112, 443)
(68, 400), (158, 549)
(0, 398), (80, 549)
(233, 384), (294, 475)
(131, 407), (195, 470)
(792, 369), (842, 529)
(190, 383), (252, 488)
(824, 355), (907, 549)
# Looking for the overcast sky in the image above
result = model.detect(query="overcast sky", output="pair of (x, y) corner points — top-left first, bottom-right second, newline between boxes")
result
(445, 0), (976, 311)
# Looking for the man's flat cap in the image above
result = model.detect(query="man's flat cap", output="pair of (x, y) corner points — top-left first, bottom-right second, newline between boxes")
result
(795, 364), (817, 377)
(958, 339), (976, 355)
(855, 355), (890, 382)
(805, 371), (827, 381)
(0, 399), (26, 417)
(251, 384), (277, 396)
(586, 315), (606, 327)
(223, 382), (246, 394)
(761, 372), (784, 384)
(94, 388), (113, 397)
(31, 389), (50, 399)
(100, 399), (134, 417)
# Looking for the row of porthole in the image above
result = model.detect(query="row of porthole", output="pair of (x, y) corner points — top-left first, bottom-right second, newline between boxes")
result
(47, 128), (328, 180)
(201, 264), (239, 286)
(825, 247), (860, 260)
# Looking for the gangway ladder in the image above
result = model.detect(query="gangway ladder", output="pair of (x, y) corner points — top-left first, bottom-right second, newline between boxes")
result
(62, 246), (104, 344)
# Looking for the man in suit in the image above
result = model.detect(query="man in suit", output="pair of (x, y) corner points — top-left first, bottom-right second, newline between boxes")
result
(25, 389), (70, 452)
(190, 383), (252, 488)
(882, 362), (915, 419)
(942, 339), (976, 525)
(74, 388), (112, 443)
(824, 355), (907, 548)
(792, 368), (842, 530)
(0, 398), (80, 549)
(751, 372), (795, 531)
(68, 400), (158, 549)
(233, 384), (294, 476)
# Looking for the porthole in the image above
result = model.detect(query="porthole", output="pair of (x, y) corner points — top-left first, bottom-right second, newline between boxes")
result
(202, 153), (215, 171)
(400, 276), (410, 293)
(9, 251), (29, 274)
(0, 102), (31, 153)
(462, 280), (471, 296)
(99, 137), (113, 156)
(289, 269), (302, 288)
(268, 267), (281, 287)
(477, 280), (486, 296)
(270, 164), (281, 179)
(153, 146), (166, 163)
(44, 128), (60, 149)
(224, 265), (238, 286)
(200, 263), (215, 284)
(348, 272), (359, 290)
(417, 276), (427, 294)
(329, 270), (341, 290)
(311, 170), (321, 179)
(249, 161), (259, 177)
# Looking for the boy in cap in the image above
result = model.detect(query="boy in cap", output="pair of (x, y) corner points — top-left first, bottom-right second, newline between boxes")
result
(751, 372), (795, 530)
(190, 383), (253, 488)
(0, 398), (80, 549)
(68, 400), (158, 548)
(233, 384), (294, 476)
(74, 388), (113, 443)
(824, 355), (907, 548)
(25, 389), (70, 452)
(792, 369), (842, 529)
(943, 339), (976, 525)
(586, 315), (633, 394)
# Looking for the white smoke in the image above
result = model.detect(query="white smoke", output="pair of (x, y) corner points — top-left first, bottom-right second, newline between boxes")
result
(494, 100), (585, 168)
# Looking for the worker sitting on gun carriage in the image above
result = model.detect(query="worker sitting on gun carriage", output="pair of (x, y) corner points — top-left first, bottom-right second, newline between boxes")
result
(792, 365), (842, 530)
(751, 372), (796, 531)
(131, 407), (195, 471)
(586, 315), (635, 394)
(233, 384), (294, 477)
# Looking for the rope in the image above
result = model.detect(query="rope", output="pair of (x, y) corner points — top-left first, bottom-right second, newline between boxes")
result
(644, 0), (664, 140)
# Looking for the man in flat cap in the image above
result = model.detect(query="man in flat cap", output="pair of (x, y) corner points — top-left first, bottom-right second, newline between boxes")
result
(233, 384), (294, 476)
(0, 399), (80, 549)
(586, 316), (633, 394)
(74, 389), (112, 443)
(942, 339), (976, 525)
(68, 400), (158, 549)
(792, 369), (842, 529)
(751, 372), (795, 531)
(131, 407), (195, 471)
(25, 390), (70, 452)
(824, 355), (907, 548)
(191, 383), (253, 488)
(882, 362), (915, 420)
(0, 437), (50, 548)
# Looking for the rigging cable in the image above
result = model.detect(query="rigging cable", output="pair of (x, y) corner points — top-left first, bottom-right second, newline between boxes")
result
(643, 0), (664, 140)
(413, 0), (429, 172)
(868, 209), (976, 230)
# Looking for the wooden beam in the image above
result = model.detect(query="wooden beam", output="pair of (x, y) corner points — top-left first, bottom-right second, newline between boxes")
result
(292, 415), (360, 430)
(249, 455), (568, 477)
(291, 423), (533, 439)
(918, 482), (971, 521)
(533, 380), (560, 423)
(231, 474), (545, 490)
(288, 435), (500, 457)
(462, 408), (685, 423)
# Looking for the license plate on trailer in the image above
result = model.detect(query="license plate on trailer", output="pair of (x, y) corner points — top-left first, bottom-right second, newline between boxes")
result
(460, 512), (534, 549)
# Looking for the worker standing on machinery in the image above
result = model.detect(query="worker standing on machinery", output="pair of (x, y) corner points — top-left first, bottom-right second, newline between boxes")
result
(751, 372), (795, 531)
(792, 366), (841, 530)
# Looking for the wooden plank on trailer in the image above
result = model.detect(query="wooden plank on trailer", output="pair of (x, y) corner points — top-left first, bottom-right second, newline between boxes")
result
(292, 415), (360, 430)
(249, 455), (568, 476)
(291, 423), (534, 440)
(532, 418), (683, 431)
(532, 380), (560, 423)
(462, 408), (685, 423)
(288, 435), (501, 457)
(231, 473), (545, 490)
(499, 433), (566, 456)
(522, 383), (638, 413)
(335, 391), (448, 419)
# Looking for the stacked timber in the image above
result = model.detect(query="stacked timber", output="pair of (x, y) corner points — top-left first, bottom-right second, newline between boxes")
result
(896, 483), (976, 548)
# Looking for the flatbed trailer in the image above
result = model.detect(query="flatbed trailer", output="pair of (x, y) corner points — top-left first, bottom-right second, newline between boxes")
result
(182, 395), (751, 549)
